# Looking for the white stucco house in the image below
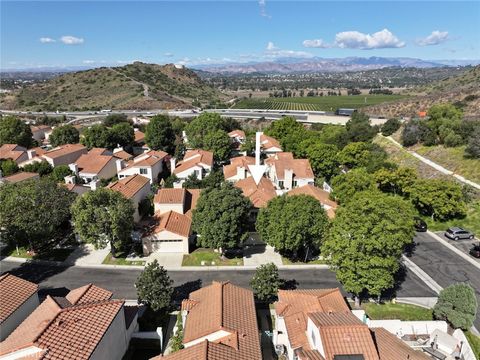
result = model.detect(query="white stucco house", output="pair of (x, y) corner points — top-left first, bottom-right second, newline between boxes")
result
(171, 149), (213, 185)
(107, 174), (151, 222)
(265, 152), (314, 190)
(117, 150), (168, 184)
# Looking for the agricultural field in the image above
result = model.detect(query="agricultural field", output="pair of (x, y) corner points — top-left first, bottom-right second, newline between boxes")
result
(232, 95), (408, 111)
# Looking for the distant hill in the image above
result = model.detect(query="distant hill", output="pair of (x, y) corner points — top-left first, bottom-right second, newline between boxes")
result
(365, 65), (480, 118)
(0, 62), (224, 111)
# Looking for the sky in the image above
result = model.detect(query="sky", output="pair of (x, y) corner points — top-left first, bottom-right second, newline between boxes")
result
(1, 1), (479, 69)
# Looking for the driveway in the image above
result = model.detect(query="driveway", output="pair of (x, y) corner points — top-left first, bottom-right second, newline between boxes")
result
(243, 245), (283, 267)
(146, 253), (184, 267)
(434, 231), (480, 264)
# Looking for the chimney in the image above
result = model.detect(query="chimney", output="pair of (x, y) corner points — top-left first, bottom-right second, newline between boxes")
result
(64, 175), (76, 184)
(116, 158), (124, 173)
(237, 166), (246, 180)
(90, 179), (99, 191)
(284, 168), (293, 190)
(27, 149), (37, 160)
(170, 157), (176, 172)
(68, 163), (78, 176)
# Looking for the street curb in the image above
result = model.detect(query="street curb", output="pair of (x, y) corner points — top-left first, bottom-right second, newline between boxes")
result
(426, 231), (480, 271)
(401, 255), (442, 294)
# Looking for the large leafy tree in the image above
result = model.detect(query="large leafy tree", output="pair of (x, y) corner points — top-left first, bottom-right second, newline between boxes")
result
(49, 125), (80, 147)
(330, 168), (377, 204)
(71, 188), (134, 255)
(433, 283), (477, 330)
(374, 167), (417, 196)
(465, 127), (480, 158)
(110, 122), (134, 148)
(250, 263), (281, 303)
(80, 124), (116, 149)
(203, 129), (231, 161)
(22, 160), (53, 176)
(192, 182), (252, 252)
(264, 116), (308, 153)
(185, 112), (228, 149)
(322, 191), (415, 304)
(337, 142), (389, 171)
(381, 118), (402, 136)
(0, 178), (75, 252)
(345, 112), (377, 143)
(103, 113), (130, 127)
(144, 115), (175, 153)
(300, 140), (339, 181)
(135, 259), (174, 312)
(316, 124), (349, 149)
(0, 116), (34, 148)
(50, 165), (74, 182)
(0, 159), (19, 176)
(256, 195), (329, 260)
(408, 179), (466, 221)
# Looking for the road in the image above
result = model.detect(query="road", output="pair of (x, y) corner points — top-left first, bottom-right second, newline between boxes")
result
(0, 260), (434, 301)
(411, 232), (480, 329)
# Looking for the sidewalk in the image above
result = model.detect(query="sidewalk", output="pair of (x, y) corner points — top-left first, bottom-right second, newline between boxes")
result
(64, 243), (110, 266)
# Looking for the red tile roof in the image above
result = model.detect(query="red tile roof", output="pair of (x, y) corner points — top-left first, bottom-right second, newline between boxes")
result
(0, 274), (38, 325)
(265, 152), (314, 180)
(75, 153), (115, 174)
(174, 150), (214, 175)
(0, 144), (27, 162)
(260, 134), (282, 151)
(235, 176), (276, 208)
(134, 130), (145, 143)
(146, 210), (192, 238)
(2, 172), (40, 183)
(65, 283), (113, 305)
(43, 144), (87, 160)
(153, 188), (201, 217)
(287, 185), (338, 218)
(107, 174), (150, 199)
(371, 327), (430, 360)
(113, 150), (134, 161)
(228, 130), (246, 139)
(223, 156), (255, 180)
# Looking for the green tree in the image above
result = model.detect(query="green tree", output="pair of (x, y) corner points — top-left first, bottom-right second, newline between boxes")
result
(0, 178), (75, 252)
(135, 259), (174, 313)
(49, 125), (80, 147)
(103, 113), (130, 127)
(256, 195), (329, 260)
(337, 142), (388, 171)
(0, 159), (19, 176)
(50, 165), (74, 182)
(301, 140), (339, 181)
(81, 124), (116, 149)
(250, 263), (281, 303)
(0, 116), (33, 148)
(433, 283), (477, 330)
(203, 129), (231, 161)
(381, 118), (401, 136)
(71, 188), (134, 255)
(170, 313), (185, 352)
(374, 167), (417, 196)
(192, 182), (252, 252)
(409, 179), (466, 221)
(22, 161), (53, 176)
(264, 116), (308, 153)
(465, 127), (480, 158)
(145, 115), (175, 153)
(330, 168), (377, 204)
(322, 191), (415, 304)
(317, 124), (349, 149)
(185, 112), (227, 149)
(345, 112), (377, 143)
(110, 122), (134, 148)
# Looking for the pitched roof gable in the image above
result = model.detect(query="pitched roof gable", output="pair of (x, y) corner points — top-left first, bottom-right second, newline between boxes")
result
(0, 274), (38, 324)
(107, 174), (150, 199)
(234, 176), (276, 208)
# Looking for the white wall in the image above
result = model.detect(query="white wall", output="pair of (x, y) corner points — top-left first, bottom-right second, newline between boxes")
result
(184, 329), (232, 348)
(0, 294), (39, 341)
(306, 317), (324, 357)
(43, 148), (87, 167)
(367, 319), (448, 336)
(143, 230), (189, 254)
(131, 183), (151, 222)
(175, 165), (209, 180)
(90, 308), (130, 360)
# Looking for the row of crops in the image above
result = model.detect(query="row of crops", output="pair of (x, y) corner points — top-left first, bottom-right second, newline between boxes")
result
(233, 99), (326, 111)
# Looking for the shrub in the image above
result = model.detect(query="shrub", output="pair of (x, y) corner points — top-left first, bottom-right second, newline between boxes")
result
(433, 283), (477, 330)
(381, 118), (401, 136)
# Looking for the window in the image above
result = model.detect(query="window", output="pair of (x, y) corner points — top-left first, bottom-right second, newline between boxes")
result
(140, 168), (148, 175)
(293, 180), (298, 187)
(194, 169), (200, 178)
(151, 239), (182, 243)
(311, 330), (316, 347)
(278, 181), (284, 189)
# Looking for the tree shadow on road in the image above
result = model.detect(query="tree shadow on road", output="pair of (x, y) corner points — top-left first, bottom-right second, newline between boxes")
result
(381, 264), (407, 300)
(1, 260), (72, 284)
(280, 278), (299, 290)
(172, 279), (202, 303)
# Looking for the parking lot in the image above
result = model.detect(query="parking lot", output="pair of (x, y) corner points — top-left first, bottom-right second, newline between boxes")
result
(434, 231), (480, 263)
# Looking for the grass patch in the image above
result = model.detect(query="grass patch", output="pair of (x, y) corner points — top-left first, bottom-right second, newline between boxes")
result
(465, 331), (480, 359)
(182, 248), (243, 266)
(102, 253), (146, 266)
(422, 201), (480, 235)
(414, 145), (480, 184)
(233, 95), (408, 111)
(1, 246), (74, 262)
(361, 302), (433, 321)
(281, 256), (326, 265)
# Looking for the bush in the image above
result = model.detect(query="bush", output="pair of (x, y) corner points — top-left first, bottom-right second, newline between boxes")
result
(250, 263), (281, 303)
(443, 132), (463, 147)
(381, 118), (401, 136)
(433, 283), (477, 330)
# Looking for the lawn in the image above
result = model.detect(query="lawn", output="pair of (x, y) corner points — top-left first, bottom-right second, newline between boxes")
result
(182, 248), (243, 266)
(361, 302), (433, 321)
(1, 245), (74, 262)
(281, 256), (326, 265)
(233, 95), (408, 112)
(102, 253), (146, 266)
(414, 145), (480, 184)
(422, 200), (480, 236)
(465, 331), (480, 359)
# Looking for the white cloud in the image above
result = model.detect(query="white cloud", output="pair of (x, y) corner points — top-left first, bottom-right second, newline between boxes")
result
(334, 29), (405, 49)
(302, 39), (329, 48)
(40, 37), (56, 43)
(259, 0), (271, 18)
(164, 52), (174, 57)
(416, 30), (449, 46)
(82, 60), (96, 64)
(60, 35), (84, 45)
(265, 42), (313, 58)
(266, 41), (278, 51)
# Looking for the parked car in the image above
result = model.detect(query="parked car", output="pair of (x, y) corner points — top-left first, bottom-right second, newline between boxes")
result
(414, 217), (427, 232)
(469, 244), (480, 258)
(444, 227), (475, 241)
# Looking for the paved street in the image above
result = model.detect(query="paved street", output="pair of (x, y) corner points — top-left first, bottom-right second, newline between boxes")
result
(0, 260), (434, 302)
(411, 232), (480, 329)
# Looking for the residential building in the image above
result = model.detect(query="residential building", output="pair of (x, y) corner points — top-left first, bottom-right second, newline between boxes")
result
(223, 156), (255, 182)
(235, 176), (277, 221)
(260, 133), (282, 156)
(30, 125), (51, 143)
(153, 188), (200, 217)
(41, 143), (88, 167)
(134, 129), (145, 145)
(287, 184), (338, 219)
(153, 281), (262, 360)
(70, 150), (118, 184)
(273, 288), (429, 360)
(112, 147), (134, 161)
(107, 174), (151, 222)
(265, 152), (314, 190)
(0, 283), (138, 360)
(228, 129), (246, 154)
(171, 149), (214, 185)
(0, 274), (39, 341)
(0, 144), (29, 164)
(0, 171), (39, 184)
(118, 150), (168, 184)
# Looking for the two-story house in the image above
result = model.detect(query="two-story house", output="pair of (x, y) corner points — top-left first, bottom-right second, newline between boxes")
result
(171, 149), (213, 185)
(117, 150), (168, 184)
(107, 174), (151, 222)
(265, 152), (314, 191)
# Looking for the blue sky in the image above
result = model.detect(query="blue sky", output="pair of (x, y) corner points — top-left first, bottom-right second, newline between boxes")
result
(1, 1), (479, 69)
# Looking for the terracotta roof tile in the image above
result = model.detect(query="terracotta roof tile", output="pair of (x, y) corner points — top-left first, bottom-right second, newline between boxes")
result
(154, 188), (186, 205)
(174, 150), (214, 175)
(265, 152), (314, 180)
(228, 130), (246, 139)
(145, 210), (192, 238)
(113, 150), (134, 161)
(287, 185), (338, 217)
(223, 156), (255, 180)
(75, 153), (115, 174)
(297, 349), (326, 360)
(119, 150), (167, 171)
(107, 174), (150, 199)
(371, 327), (430, 360)
(235, 176), (276, 208)
(0, 144), (27, 161)
(2, 172), (39, 183)
(43, 144), (87, 160)
(260, 134), (282, 151)
(134, 130), (145, 143)
(88, 148), (111, 155)
(65, 283), (113, 305)
(0, 274), (38, 324)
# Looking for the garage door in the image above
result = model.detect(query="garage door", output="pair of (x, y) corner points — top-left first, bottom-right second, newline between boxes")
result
(151, 239), (184, 253)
